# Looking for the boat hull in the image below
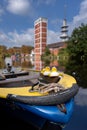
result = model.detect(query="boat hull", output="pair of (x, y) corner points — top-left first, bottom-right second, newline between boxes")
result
(0, 97), (74, 129)
(16, 98), (74, 124)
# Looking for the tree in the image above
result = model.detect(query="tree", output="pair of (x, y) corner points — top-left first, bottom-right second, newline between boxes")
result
(41, 47), (52, 66)
(0, 45), (7, 68)
(21, 45), (33, 54)
(65, 23), (87, 88)
(58, 48), (69, 67)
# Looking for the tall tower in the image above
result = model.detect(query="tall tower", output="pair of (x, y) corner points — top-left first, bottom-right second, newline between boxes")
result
(60, 4), (68, 41)
(60, 18), (68, 41)
(34, 17), (47, 70)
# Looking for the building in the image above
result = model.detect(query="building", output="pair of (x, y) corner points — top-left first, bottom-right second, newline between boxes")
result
(47, 41), (66, 55)
(60, 19), (68, 41)
(34, 17), (48, 70)
(33, 17), (68, 70)
(47, 41), (67, 67)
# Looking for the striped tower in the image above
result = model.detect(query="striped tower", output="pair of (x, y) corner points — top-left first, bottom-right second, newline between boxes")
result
(34, 17), (47, 71)
(60, 19), (68, 41)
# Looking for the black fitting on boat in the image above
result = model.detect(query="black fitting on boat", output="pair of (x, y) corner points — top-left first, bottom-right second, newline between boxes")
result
(57, 104), (67, 114)
(29, 82), (39, 92)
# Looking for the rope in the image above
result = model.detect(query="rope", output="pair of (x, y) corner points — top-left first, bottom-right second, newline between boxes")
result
(30, 81), (65, 94)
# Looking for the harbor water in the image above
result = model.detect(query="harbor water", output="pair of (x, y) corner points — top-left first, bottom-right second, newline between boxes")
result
(63, 87), (87, 130)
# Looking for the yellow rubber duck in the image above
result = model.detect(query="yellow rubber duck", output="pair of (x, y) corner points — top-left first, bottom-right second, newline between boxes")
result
(43, 66), (51, 76)
(41, 68), (45, 74)
(49, 67), (59, 77)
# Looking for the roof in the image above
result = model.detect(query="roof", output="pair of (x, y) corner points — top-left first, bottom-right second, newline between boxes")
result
(47, 41), (66, 49)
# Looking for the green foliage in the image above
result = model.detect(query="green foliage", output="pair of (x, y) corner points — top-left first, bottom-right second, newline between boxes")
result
(44, 46), (51, 55)
(58, 48), (69, 67)
(41, 47), (52, 66)
(65, 23), (87, 88)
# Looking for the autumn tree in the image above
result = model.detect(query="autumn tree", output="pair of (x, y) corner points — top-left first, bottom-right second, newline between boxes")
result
(21, 45), (33, 54)
(0, 45), (7, 68)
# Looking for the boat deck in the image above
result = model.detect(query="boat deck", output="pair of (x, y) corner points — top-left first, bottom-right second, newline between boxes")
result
(3, 71), (29, 79)
(0, 74), (40, 87)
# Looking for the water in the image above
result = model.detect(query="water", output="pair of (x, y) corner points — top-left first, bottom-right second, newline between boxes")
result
(63, 87), (87, 130)
(0, 87), (87, 130)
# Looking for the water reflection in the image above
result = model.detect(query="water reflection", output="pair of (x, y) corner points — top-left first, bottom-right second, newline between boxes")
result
(5, 57), (34, 69)
(75, 87), (87, 106)
(63, 87), (87, 130)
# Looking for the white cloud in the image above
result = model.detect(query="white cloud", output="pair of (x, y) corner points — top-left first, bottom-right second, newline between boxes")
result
(0, 28), (61, 48)
(8, 29), (34, 47)
(73, 0), (87, 24)
(69, 0), (87, 35)
(0, 32), (10, 42)
(47, 30), (61, 44)
(6, 0), (31, 15)
(0, 29), (34, 48)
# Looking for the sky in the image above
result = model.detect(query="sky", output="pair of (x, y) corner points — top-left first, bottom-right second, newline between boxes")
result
(0, 0), (87, 48)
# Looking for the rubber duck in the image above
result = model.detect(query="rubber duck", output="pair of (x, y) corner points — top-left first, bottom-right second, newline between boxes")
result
(41, 68), (45, 74)
(49, 67), (59, 77)
(43, 66), (51, 76)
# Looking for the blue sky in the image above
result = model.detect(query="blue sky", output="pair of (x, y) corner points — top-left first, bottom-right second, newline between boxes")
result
(0, 0), (87, 48)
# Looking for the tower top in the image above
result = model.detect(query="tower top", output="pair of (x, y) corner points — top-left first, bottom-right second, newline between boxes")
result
(61, 19), (68, 28)
(64, 4), (67, 20)
(34, 17), (48, 25)
(60, 3), (69, 41)
(60, 19), (68, 41)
